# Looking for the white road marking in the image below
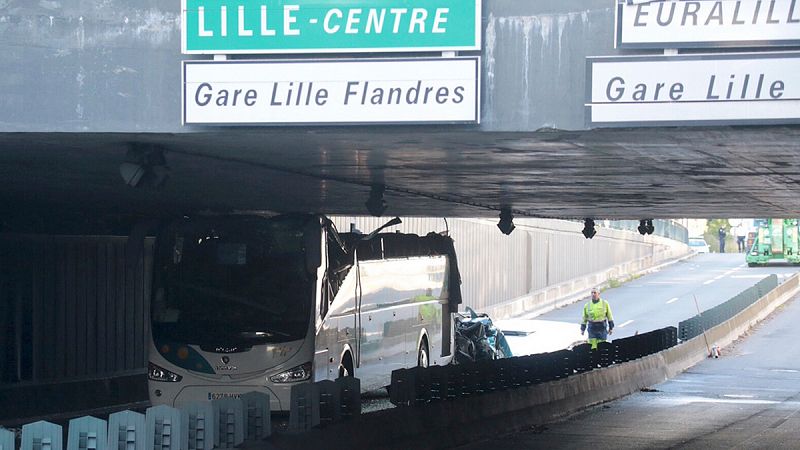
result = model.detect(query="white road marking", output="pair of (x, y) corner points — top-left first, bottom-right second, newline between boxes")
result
(724, 394), (755, 399)
(618, 320), (634, 328)
(703, 279), (715, 285)
(667, 297), (679, 304)
(655, 396), (780, 406)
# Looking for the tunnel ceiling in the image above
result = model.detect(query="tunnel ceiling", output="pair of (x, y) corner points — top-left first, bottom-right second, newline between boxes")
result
(2, 126), (800, 221)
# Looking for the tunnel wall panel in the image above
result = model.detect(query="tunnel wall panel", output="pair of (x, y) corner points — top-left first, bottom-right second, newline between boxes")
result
(0, 235), (153, 386)
(331, 217), (680, 313)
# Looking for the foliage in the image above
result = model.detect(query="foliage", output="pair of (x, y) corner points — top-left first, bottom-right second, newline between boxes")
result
(703, 219), (736, 253)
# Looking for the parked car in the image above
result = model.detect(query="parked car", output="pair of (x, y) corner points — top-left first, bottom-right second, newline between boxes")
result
(688, 237), (710, 253)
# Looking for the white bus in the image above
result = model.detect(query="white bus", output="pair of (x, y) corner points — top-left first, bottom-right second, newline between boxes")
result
(147, 213), (460, 412)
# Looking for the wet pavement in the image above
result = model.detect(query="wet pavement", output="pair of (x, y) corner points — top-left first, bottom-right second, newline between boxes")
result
(459, 289), (800, 449)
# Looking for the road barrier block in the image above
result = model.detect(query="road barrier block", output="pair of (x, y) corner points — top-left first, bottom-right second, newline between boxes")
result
(408, 367), (432, 405)
(551, 349), (575, 379)
(427, 366), (449, 402)
(316, 380), (342, 427)
(0, 427), (15, 450)
(180, 402), (215, 450)
(107, 410), (145, 450)
(459, 363), (479, 396)
(288, 383), (320, 432)
(443, 365), (464, 399)
(67, 416), (107, 450)
(516, 354), (542, 385)
(572, 344), (592, 373)
(336, 377), (361, 419)
(210, 398), (244, 448)
(474, 361), (496, 393)
(495, 359), (516, 390)
(389, 369), (410, 406)
(241, 392), (271, 440)
(22, 421), (62, 450)
(144, 405), (183, 450)
(597, 341), (614, 367)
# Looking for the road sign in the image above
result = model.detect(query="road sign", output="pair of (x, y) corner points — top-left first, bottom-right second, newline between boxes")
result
(616, 0), (800, 49)
(183, 57), (480, 125)
(182, 0), (481, 54)
(587, 52), (800, 127)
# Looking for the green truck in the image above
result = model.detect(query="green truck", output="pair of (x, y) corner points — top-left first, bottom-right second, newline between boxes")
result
(746, 219), (800, 266)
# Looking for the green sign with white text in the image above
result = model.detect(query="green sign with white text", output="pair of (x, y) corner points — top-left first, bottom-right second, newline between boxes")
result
(181, 0), (481, 54)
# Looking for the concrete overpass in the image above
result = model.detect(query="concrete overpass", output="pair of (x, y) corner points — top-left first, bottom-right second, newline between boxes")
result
(2, 0), (800, 439)
(1, 0), (799, 222)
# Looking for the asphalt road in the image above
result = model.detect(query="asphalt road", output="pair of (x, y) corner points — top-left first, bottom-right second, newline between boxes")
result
(536, 253), (800, 340)
(459, 274), (800, 449)
(268, 252), (799, 445)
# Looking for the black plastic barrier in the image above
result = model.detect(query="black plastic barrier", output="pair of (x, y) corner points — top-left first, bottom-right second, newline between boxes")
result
(390, 326), (678, 407)
(613, 327), (677, 363)
(391, 276), (776, 407)
(678, 275), (778, 341)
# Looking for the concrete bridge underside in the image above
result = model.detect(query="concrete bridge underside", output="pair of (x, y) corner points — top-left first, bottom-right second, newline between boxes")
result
(2, 125), (799, 221)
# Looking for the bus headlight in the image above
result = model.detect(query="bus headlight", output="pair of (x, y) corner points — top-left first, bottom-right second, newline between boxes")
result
(269, 362), (312, 383)
(148, 362), (183, 382)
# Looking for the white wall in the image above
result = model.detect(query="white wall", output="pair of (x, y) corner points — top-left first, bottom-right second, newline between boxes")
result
(331, 216), (690, 319)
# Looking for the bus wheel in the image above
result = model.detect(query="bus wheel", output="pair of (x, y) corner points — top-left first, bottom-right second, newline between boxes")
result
(418, 339), (429, 369)
(338, 352), (354, 378)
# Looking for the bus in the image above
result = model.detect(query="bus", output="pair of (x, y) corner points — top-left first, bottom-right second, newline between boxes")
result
(147, 213), (461, 411)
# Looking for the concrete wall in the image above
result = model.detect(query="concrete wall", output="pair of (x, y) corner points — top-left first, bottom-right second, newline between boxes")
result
(0, 235), (153, 385)
(0, 0), (620, 132)
(332, 216), (690, 318)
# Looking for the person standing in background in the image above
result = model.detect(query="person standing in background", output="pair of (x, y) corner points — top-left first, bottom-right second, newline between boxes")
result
(718, 226), (727, 253)
(736, 223), (747, 253)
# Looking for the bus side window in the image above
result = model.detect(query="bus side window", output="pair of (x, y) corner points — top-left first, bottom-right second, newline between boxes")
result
(325, 232), (350, 307)
(320, 275), (330, 318)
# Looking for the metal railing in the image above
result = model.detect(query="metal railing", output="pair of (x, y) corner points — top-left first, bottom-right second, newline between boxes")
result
(604, 219), (689, 244)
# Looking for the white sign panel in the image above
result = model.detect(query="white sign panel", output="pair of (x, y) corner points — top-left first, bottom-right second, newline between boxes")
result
(182, 57), (480, 125)
(587, 52), (800, 127)
(616, 0), (800, 48)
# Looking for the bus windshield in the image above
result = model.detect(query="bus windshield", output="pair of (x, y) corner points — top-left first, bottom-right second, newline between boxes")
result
(152, 215), (315, 346)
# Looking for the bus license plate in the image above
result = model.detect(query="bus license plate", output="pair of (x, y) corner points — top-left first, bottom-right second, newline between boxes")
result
(208, 392), (241, 400)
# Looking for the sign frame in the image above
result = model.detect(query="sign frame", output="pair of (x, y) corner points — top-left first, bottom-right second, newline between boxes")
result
(182, 56), (481, 126)
(181, 0), (482, 54)
(585, 52), (800, 128)
(615, 0), (800, 49)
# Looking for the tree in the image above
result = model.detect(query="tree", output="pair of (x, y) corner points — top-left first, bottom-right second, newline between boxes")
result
(704, 219), (733, 253)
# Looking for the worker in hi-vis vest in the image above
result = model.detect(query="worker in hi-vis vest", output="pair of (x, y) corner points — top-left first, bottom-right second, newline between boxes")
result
(580, 287), (615, 350)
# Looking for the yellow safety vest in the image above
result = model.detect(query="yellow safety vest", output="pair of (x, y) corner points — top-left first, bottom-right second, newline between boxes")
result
(583, 299), (613, 324)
